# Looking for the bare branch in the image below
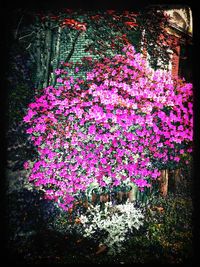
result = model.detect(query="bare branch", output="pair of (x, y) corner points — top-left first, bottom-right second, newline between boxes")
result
(15, 14), (24, 39)
(64, 31), (82, 63)
(26, 43), (32, 50)
(18, 31), (35, 41)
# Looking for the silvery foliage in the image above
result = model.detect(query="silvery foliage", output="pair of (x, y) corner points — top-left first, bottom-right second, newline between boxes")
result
(79, 200), (144, 255)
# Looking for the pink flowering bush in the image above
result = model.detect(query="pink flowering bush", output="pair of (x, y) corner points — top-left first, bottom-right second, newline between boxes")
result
(23, 45), (193, 211)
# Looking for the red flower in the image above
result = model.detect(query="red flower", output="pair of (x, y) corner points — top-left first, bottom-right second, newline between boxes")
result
(124, 21), (138, 28)
(90, 15), (101, 21)
(61, 18), (87, 31)
(107, 10), (115, 15)
(50, 16), (59, 20)
(74, 22), (87, 31)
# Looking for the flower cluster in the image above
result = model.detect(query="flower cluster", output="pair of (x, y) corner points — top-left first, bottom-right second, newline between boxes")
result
(23, 44), (193, 210)
(79, 201), (144, 255)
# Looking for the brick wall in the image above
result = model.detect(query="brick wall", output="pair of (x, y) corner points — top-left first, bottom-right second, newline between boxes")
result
(61, 32), (97, 64)
(171, 44), (180, 77)
(54, 26), (182, 79)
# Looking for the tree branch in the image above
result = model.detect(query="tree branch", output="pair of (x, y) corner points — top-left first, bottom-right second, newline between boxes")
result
(15, 14), (24, 39)
(18, 31), (35, 41)
(64, 30), (82, 63)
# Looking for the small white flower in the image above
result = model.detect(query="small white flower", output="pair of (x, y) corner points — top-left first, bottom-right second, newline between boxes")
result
(78, 200), (144, 255)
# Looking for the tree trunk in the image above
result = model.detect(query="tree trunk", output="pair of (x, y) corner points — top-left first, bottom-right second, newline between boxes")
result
(44, 22), (53, 88)
(39, 28), (46, 91)
(128, 183), (138, 202)
(159, 169), (169, 197)
(174, 168), (182, 191)
(100, 194), (109, 203)
(117, 191), (123, 202)
(52, 26), (62, 86)
(35, 29), (42, 91)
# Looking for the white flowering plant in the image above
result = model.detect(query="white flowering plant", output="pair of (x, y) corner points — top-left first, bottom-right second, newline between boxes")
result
(78, 200), (144, 255)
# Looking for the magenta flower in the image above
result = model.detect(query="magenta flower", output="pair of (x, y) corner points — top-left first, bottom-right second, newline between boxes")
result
(23, 44), (193, 211)
(23, 161), (29, 170)
(134, 179), (151, 188)
(100, 158), (107, 164)
(88, 125), (96, 134)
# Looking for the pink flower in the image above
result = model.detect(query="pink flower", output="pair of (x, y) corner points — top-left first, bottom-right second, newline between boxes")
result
(23, 110), (36, 122)
(134, 179), (151, 188)
(23, 44), (193, 211)
(55, 69), (61, 75)
(151, 170), (161, 179)
(26, 128), (33, 134)
(174, 156), (180, 162)
(75, 67), (79, 73)
(113, 179), (120, 186)
(88, 125), (96, 134)
(34, 136), (43, 146)
(178, 125), (184, 131)
(138, 146), (143, 152)
(100, 158), (107, 164)
(157, 143), (163, 148)
(23, 161), (29, 170)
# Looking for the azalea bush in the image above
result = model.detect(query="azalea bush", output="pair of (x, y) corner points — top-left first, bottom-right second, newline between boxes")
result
(23, 44), (193, 211)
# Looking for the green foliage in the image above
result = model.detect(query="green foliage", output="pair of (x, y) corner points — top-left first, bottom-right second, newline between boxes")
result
(7, 83), (34, 125)
(127, 193), (193, 263)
